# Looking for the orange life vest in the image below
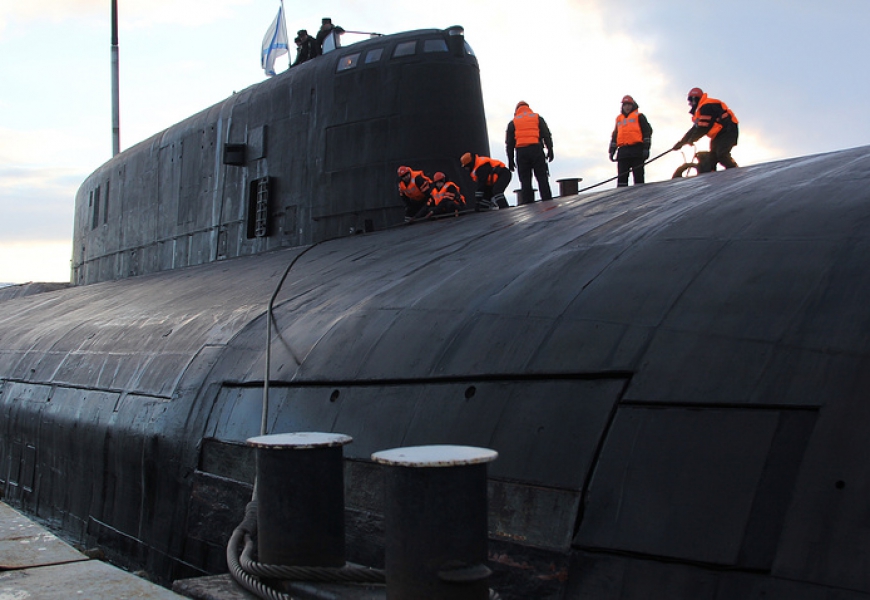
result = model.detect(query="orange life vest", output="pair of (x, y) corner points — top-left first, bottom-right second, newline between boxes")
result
(431, 182), (464, 206)
(615, 110), (643, 146)
(693, 94), (739, 139)
(513, 105), (541, 147)
(398, 169), (432, 202)
(471, 156), (506, 186)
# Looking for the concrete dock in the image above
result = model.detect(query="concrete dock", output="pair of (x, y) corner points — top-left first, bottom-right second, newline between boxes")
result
(0, 501), (185, 599)
(1, 501), (386, 600)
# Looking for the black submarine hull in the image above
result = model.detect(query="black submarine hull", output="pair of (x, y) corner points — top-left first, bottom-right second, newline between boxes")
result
(4, 145), (870, 598)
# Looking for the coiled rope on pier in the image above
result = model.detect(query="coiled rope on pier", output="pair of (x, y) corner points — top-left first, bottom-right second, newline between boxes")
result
(227, 500), (386, 600)
(227, 501), (502, 598)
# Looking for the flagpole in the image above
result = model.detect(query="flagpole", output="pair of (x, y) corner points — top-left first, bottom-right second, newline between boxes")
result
(111, 0), (120, 156)
(280, 0), (288, 71)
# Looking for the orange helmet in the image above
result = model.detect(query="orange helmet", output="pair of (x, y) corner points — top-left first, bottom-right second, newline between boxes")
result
(460, 152), (474, 167)
(687, 87), (704, 101)
(621, 95), (635, 104)
(397, 165), (411, 177)
(433, 172), (446, 182)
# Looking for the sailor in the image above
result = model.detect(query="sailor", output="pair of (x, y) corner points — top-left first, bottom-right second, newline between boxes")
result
(316, 17), (345, 54)
(609, 95), (653, 187)
(292, 29), (318, 66)
(413, 172), (466, 220)
(505, 101), (554, 204)
(460, 152), (511, 211)
(672, 87), (739, 173)
(397, 166), (433, 222)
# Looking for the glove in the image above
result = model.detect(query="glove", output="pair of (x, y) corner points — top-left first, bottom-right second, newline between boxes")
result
(609, 143), (617, 161)
(642, 149), (650, 160)
(672, 141), (683, 151)
(508, 158), (516, 172)
(547, 148), (554, 162)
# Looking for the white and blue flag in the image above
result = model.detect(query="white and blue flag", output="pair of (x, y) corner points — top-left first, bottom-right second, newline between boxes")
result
(261, 1), (288, 76)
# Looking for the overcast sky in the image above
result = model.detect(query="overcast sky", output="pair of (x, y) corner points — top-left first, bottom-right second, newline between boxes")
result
(1, 0), (868, 284)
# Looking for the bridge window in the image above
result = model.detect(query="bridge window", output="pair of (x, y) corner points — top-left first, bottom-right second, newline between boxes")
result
(392, 41), (416, 58)
(423, 39), (448, 53)
(336, 53), (360, 72)
(364, 48), (383, 63)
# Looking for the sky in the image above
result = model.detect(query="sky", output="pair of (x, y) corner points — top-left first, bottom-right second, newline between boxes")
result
(1, 0), (869, 284)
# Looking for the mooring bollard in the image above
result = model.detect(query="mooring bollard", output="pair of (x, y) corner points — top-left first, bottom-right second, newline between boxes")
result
(556, 177), (582, 196)
(247, 432), (352, 567)
(372, 445), (498, 600)
(512, 188), (537, 205)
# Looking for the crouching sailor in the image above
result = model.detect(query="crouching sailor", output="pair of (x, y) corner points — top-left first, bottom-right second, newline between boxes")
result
(460, 152), (511, 211)
(397, 165), (433, 222)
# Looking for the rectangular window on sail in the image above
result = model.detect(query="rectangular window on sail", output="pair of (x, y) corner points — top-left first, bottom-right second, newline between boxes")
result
(364, 48), (383, 64)
(392, 41), (416, 58)
(92, 186), (101, 229)
(336, 53), (360, 72)
(423, 39), (448, 53)
(104, 180), (110, 224)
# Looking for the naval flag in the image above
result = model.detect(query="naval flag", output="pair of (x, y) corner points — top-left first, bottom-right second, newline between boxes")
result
(261, 1), (288, 76)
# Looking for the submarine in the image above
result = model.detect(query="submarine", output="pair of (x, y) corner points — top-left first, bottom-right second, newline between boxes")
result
(3, 24), (870, 600)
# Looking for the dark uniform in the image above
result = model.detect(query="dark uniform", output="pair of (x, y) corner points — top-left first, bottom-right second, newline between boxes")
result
(460, 153), (511, 211)
(610, 95), (653, 187)
(674, 88), (739, 173)
(414, 173), (465, 219)
(505, 101), (554, 204)
(397, 166), (432, 221)
(316, 18), (345, 54)
(292, 30), (319, 66)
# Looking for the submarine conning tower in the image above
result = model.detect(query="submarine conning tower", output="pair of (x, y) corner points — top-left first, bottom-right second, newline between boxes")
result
(71, 26), (488, 285)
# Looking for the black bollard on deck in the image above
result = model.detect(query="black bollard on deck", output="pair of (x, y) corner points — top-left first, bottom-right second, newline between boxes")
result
(247, 432), (352, 567)
(371, 445), (498, 600)
(556, 177), (582, 196)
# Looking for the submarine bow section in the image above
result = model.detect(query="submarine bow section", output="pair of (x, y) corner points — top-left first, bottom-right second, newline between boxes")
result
(2, 146), (870, 598)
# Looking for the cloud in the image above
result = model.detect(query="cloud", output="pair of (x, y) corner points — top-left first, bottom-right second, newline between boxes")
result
(0, 241), (72, 284)
(0, 165), (78, 242)
(0, 125), (105, 172)
(0, 127), (81, 243)
(120, 0), (257, 29)
(0, 1), (105, 21)
(0, 0), (256, 29)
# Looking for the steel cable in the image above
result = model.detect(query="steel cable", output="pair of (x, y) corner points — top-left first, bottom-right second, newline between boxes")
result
(576, 149), (674, 194)
(227, 502), (506, 599)
(239, 534), (386, 583)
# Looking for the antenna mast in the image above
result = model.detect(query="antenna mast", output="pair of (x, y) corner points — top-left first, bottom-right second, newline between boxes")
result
(111, 0), (120, 156)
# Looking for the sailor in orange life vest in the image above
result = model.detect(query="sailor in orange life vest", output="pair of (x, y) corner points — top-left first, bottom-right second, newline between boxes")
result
(459, 152), (511, 211)
(397, 166), (433, 222)
(609, 95), (653, 187)
(413, 171), (466, 219)
(672, 87), (739, 173)
(505, 101), (554, 204)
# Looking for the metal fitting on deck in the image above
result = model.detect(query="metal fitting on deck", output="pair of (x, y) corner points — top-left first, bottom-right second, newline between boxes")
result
(372, 445), (498, 600)
(247, 432), (352, 567)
